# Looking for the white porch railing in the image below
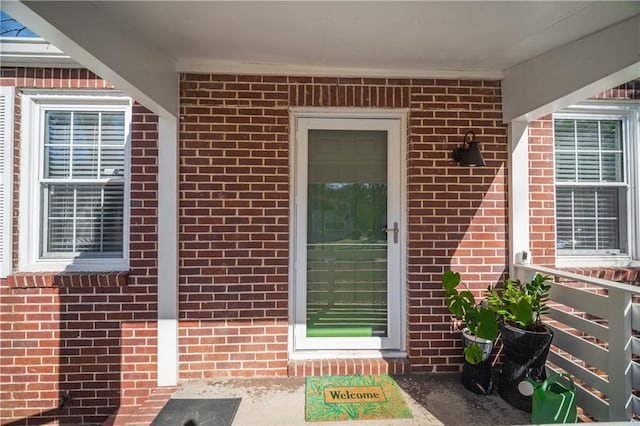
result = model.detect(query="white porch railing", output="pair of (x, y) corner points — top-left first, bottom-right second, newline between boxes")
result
(513, 263), (638, 421)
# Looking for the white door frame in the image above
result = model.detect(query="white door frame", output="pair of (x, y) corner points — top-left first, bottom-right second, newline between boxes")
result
(288, 108), (408, 356)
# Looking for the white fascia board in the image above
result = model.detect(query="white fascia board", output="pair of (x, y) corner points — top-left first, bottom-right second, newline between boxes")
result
(0, 37), (78, 67)
(502, 14), (640, 123)
(177, 57), (505, 81)
(3, 2), (179, 118)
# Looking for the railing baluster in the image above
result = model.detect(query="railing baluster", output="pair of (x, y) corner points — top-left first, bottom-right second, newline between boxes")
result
(608, 288), (633, 420)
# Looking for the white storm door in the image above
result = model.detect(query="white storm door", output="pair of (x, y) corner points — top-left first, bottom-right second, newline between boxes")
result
(293, 116), (404, 351)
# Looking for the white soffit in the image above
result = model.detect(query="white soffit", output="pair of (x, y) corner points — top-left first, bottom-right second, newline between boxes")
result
(90, 1), (640, 78)
(3, 1), (639, 109)
(3, 1), (640, 80)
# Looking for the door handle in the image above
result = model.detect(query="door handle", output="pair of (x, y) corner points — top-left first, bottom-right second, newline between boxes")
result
(382, 222), (399, 244)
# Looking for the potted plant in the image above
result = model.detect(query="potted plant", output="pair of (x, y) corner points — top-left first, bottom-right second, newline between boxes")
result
(441, 270), (498, 394)
(486, 273), (554, 412)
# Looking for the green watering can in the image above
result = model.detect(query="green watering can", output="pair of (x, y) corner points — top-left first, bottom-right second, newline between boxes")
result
(518, 373), (577, 424)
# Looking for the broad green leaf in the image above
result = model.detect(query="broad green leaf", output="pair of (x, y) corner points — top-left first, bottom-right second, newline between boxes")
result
(511, 299), (533, 327)
(464, 310), (480, 334)
(464, 343), (484, 364)
(442, 270), (461, 291)
(447, 290), (475, 318)
(445, 293), (464, 318)
(476, 308), (498, 341)
(458, 290), (474, 303)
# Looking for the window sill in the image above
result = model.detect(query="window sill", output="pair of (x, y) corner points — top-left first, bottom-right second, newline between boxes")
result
(18, 258), (129, 273)
(555, 256), (640, 269)
(7, 271), (128, 288)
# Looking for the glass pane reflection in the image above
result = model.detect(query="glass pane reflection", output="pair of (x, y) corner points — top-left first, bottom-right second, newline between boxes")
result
(306, 130), (388, 337)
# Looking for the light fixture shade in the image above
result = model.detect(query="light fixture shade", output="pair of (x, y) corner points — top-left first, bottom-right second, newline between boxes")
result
(452, 130), (486, 167)
(458, 142), (486, 167)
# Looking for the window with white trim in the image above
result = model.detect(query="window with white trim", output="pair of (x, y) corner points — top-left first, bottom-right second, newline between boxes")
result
(19, 92), (131, 272)
(553, 106), (638, 262)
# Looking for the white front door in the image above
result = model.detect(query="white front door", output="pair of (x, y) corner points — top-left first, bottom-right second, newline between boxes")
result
(291, 112), (405, 352)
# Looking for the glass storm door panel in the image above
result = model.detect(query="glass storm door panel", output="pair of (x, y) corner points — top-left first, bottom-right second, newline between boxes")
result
(306, 130), (388, 338)
(293, 116), (403, 352)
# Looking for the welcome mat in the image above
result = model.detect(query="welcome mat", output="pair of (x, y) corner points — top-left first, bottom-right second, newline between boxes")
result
(151, 397), (241, 426)
(305, 375), (413, 422)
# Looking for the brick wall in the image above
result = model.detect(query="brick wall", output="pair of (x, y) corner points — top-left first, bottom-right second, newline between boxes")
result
(1, 69), (510, 423)
(528, 79), (640, 274)
(179, 74), (508, 376)
(528, 115), (556, 266)
(0, 68), (159, 425)
(3, 69), (634, 422)
(407, 79), (507, 371)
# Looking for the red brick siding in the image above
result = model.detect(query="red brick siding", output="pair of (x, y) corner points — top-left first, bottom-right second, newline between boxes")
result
(560, 267), (640, 286)
(7, 272), (128, 288)
(1, 69), (510, 423)
(528, 115), (555, 267)
(3, 68), (635, 423)
(592, 79), (640, 100)
(179, 74), (508, 376)
(407, 79), (507, 371)
(528, 80), (640, 273)
(0, 68), (159, 425)
(179, 75), (292, 378)
(288, 358), (410, 377)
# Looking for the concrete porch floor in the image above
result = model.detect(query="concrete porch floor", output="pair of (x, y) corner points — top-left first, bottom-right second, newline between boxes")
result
(107, 373), (533, 425)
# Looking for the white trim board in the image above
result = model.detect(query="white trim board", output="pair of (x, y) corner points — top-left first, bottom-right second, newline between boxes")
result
(0, 87), (15, 278)
(0, 37), (78, 68)
(177, 58), (504, 80)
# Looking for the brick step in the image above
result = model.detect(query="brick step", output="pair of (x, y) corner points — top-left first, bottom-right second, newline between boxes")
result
(287, 358), (410, 376)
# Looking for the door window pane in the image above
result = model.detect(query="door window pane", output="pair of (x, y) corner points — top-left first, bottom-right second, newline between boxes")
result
(306, 130), (388, 337)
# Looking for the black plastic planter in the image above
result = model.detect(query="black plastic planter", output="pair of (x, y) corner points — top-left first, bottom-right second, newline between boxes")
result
(498, 323), (554, 412)
(462, 358), (493, 395)
(461, 330), (494, 394)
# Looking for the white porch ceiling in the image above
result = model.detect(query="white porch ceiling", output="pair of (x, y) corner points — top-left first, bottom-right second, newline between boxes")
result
(4, 1), (640, 119)
(91, 1), (640, 78)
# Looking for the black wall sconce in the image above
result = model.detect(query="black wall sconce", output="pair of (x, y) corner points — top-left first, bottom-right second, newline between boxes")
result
(452, 130), (486, 167)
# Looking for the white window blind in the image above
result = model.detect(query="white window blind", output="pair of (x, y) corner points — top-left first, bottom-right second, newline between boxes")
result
(554, 117), (627, 255)
(41, 110), (125, 257)
(0, 87), (14, 278)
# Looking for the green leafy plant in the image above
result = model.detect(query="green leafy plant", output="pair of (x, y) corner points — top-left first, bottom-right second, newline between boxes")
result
(486, 273), (551, 331)
(441, 270), (498, 364)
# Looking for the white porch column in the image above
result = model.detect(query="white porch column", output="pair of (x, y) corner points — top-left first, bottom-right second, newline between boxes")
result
(157, 115), (179, 386)
(508, 121), (530, 280)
